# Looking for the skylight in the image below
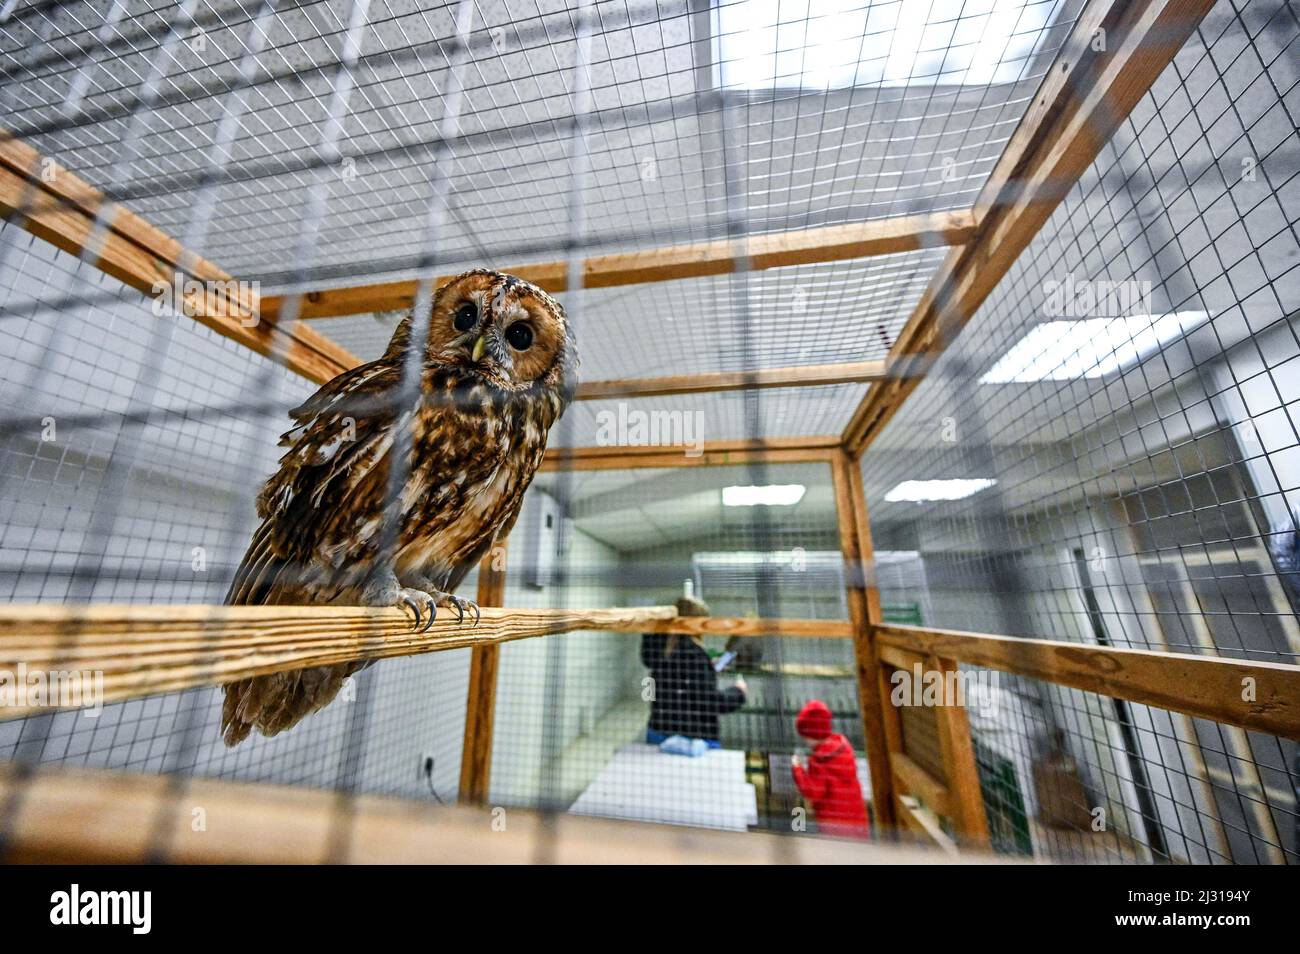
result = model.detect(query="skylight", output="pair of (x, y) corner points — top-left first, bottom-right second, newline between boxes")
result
(712, 0), (1062, 90)
(981, 312), (1210, 384)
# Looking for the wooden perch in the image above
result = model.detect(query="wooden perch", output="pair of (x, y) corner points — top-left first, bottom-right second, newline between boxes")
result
(0, 604), (860, 719)
(0, 131), (359, 385)
(258, 210), (977, 322)
(0, 603), (676, 719)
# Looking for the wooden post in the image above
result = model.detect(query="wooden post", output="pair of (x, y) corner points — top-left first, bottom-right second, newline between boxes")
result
(930, 655), (991, 848)
(459, 542), (508, 804)
(830, 450), (896, 831)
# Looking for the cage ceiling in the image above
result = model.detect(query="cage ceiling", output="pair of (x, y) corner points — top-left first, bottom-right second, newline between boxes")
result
(0, 0), (1085, 448)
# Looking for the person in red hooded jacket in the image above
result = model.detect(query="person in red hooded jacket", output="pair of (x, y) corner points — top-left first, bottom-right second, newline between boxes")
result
(791, 699), (870, 839)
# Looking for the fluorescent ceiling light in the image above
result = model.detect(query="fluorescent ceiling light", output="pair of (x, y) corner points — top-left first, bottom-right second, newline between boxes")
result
(981, 312), (1210, 384)
(713, 0), (1060, 91)
(722, 484), (807, 506)
(885, 479), (995, 502)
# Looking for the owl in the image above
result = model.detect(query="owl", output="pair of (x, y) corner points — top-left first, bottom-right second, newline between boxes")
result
(220, 268), (578, 746)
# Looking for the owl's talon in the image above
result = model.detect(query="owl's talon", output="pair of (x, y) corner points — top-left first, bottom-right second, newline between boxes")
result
(401, 596), (422, 630)
(445, 595), (479, 626)
(422, 604), (437, 633)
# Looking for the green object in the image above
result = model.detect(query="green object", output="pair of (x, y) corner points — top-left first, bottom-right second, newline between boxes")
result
(974, 738), (1032, 855)
(881, 603), (923, 626)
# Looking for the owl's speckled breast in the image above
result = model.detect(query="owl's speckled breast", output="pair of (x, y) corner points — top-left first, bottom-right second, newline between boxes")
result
(394, 374), (555, 585)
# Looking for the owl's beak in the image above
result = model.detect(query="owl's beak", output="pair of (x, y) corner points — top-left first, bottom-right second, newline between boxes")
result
(471, 335), (487, 362)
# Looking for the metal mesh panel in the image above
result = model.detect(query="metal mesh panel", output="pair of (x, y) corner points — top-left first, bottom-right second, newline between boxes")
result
(0, 0), (1080, 283)
(0, 0), (1293, 864)
(863, 0), (1299, 861)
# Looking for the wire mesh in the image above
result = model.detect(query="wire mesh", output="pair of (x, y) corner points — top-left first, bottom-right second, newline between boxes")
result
(863, 0), (1299, 861)
(0, 0), (1293, 864)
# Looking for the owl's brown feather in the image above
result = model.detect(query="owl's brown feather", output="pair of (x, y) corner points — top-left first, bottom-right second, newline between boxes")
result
(221, 269), (577, 746)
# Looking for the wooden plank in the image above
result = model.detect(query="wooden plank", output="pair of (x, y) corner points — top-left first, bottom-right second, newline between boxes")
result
(0, 603), (676, 720)
(459, 543), (509, 805)
(890, 751), (952, 818)
(877, 624), (1300, 741)
(831, 450), (896, 830)
(842, 0), (1217, 455)
(881, 645), (989, 844)
(542, 436), (840, 471)
(896, 795), (959, 856)
(259, 210), (976, 321)
(880, 644), (928, 672)
(930, 654), (992, 847)
(0, 131), (359, 386)
(0, 764), (989, 864)
(639, 616), (852, 639)
(576, 360), (888, 401)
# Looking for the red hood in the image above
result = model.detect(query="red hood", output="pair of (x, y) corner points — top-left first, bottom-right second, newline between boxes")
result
(796, 699), (833, 740)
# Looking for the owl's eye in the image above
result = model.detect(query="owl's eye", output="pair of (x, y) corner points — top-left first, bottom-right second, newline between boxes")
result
(505, 322), (533, 351)
(452, 302), (478, 332)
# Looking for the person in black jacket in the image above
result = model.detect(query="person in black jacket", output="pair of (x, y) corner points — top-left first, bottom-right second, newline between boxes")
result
(641, 595), (747, 747)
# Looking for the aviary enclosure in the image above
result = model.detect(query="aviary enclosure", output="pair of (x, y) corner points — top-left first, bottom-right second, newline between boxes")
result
(0, 0), (1296, 865)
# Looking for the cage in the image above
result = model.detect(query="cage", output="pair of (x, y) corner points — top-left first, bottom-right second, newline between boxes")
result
(0, 0), (1296, 866)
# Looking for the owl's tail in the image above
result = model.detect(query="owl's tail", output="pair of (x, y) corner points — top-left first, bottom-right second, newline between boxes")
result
(222, 523), (358, 746)
(221, 665), (355, 747)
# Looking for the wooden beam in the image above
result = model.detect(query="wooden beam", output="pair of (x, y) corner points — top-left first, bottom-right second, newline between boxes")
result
(877, 624), (1300, 741)
(0, 764), (986, 864)
(890, 751), (952, 818)
(542, 436), (840, 471)
(639, 616), (852, 639)
(259, 210), (977, 321)
(841, 0), (1216, 455)
(0, 603), (676, 720)
(0, 131), (359, 385)
(831, 449), (897, 830)
(576, 360), (888, 401)
(0, 131), (890, 405)
(930, 654), (991, 848)
(896, 795), (960, 855)
(460, 544), (508, 805)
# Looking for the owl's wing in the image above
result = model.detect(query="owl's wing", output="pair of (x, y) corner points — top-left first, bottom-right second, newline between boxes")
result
(227, 357), (402, 606)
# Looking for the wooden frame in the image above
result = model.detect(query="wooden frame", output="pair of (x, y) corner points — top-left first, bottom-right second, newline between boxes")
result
(541, 436), (840, 471)
(2, 0), (1281, 864)
(459, 545), (508, 805)
(842, 0), (1217, 455)
(257, 211), (976, 322)
(576, 360), (887, 401)
(831, 449), (898, 831)
(878, 624), (1300, 741)
(0, 131), (359, 385)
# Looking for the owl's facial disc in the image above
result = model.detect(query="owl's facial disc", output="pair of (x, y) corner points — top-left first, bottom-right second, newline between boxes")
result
(429, 269), (567, 394)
